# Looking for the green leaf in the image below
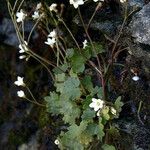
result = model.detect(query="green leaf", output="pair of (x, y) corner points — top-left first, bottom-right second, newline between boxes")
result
(87, 123), (99, 136)
(53, 63), (68, 74)
(107, 126), (120, 138)
(97, 87), (103, 99)
(70, 51), (85, 73)
(55, 73), (66, 82)
(55, 77), (81, 99)
(97, 118), (105, 141)
(91, 86), (103, 98)
(69, 69), (78, 77)
(44, 92), (61, 115)
(66, 48), (74, 58)
(92, 42), (104, 56)
(81, 76), (93, 93)
(82, 47), (91, 59)
(82, 95), (93, 110)
(101, 106), (110, 121)
(102, 144), (116, 150)
(86, 122), (104, 141)
(60, 100), (81, 124)
(86, 42), (104, 57)
(114, 96), (123, 118)
(78, 131), (93, 146)
(60, 136), (84, 150)
(66, 121), (88, 139)
(81, 108), (95, 121)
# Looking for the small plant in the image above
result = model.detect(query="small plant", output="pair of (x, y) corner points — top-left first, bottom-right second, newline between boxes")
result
(6, 0), (134, 149)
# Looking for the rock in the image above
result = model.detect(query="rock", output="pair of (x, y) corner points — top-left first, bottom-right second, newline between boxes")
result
(128, 0), (145, 9)
(130, 2), (150, 45)
(73, 5), (122, 36)
(0, 18), (38, 47)
(115, 119), (150, 150)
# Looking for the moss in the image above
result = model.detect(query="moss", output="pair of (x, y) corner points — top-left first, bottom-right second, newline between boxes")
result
(38, 108), (50, 128)
(8, 130), (27, 146)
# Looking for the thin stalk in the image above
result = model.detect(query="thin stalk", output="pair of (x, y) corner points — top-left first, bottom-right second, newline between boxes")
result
(22, 21), (25, 40)
(27, 15), (43, 43)
(27, 51), (55, 81)
(24, 97), (45, 107)
(77, 8), (102, 72)
(16, 0), (25, 13)
(12, 0), (19, 11)
(78, 8), (106, 99)
(56, 40), (65, 64)
(7, 1), (22, 43)
(59, 18), (81, 51)
(87, 2), (102, 30)
(26, 86), (38, 102)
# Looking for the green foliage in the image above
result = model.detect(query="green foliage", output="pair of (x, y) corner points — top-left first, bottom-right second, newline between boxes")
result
(55, 75), (81, 99)
(102, 144), (116, 150)
(70, 51), (86, 73)
(81, 76), (93, 93)
(86, 42), (105, 57)
(114, 96), (124, 118)
(101, 106), (110, 122)
(8, 0), (126, 149)
(81, 108), (95, 121)
(43, 17), (123, 150)
(66, 43), (104, 74)
(45, 64), (123, 149)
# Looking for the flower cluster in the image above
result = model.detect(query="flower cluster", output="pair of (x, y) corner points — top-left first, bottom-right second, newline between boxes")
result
(14, 76), (26, 98)
(69, 0), (104, 9)
(18, 41), (29, 60)
(45, 29), (57, 47)
(89, 98), (117, 117)
(32, 2), (44, 20)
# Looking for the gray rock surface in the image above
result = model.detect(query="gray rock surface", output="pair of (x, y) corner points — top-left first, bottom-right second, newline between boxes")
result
(73, 6), (122, 36)
(0, 18), (38, 47)
(128, 0), (145, 8)
(130, 2), (150, 45)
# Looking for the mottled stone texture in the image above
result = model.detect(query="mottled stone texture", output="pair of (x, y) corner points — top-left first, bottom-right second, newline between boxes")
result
(130, 2), (150, 45)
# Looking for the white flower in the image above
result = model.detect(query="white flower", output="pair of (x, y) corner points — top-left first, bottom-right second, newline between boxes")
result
(120, 0), (126, 3)
(110, 107), (117, 115)
(54, 139), (59, 145)
(89, 98), (104, 112)
(19, 55), (26, 59)
(17, 90), (25, 98)
(32, 11), (40, 20)
(93, 0), (99, 2)
(14, 76), (25, 86)
(45, 38), (56, 47)
(19, 41), (28, 53)
(36, 3), (42, 10)
(16, 9), (27, 22)
(132, 76), (140, 81)
(83, 39), (88, 49)
(48, 30), (57, 38)
(49, 3), (58, 12)
(69, 0), (84, 9)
